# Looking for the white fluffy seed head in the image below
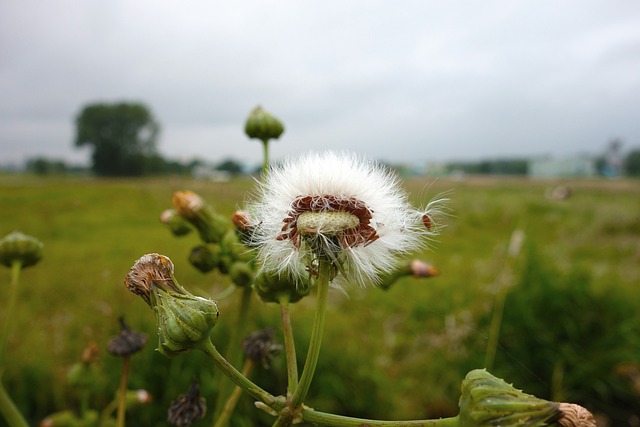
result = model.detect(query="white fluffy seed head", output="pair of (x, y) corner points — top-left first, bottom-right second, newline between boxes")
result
(245, 151), (444, 287)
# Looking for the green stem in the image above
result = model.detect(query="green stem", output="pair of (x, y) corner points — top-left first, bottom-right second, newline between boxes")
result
(213, 287), (253, 421)
(302, 410), (460, 427)
(279, 297), (298, 395)
(199, 339), (280, 409)
(116, 356), (131, 427)
(0, 372), (28, 427)
(288, 261), (331, 409)
(213, 359), (255, 427)
(484, 286), (507, 371)
(261, 139), (270, 176)
(0, 261), (22, 368)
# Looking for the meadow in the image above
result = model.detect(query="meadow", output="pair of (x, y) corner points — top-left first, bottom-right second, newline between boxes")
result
(1, 174), (639, 426)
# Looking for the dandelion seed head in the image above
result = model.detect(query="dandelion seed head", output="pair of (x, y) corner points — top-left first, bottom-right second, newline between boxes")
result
(246, 151), (445, 287)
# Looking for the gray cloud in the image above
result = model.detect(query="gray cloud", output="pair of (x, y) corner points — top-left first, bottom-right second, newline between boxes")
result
(1, 0), (639, 166)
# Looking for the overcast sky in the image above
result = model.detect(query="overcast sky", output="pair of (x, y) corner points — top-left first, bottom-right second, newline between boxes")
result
(1, 1), (639, 167)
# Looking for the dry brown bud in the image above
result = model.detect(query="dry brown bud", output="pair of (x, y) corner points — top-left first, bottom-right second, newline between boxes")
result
(557, 403), (597, 427)
(124, 253), (180, 305)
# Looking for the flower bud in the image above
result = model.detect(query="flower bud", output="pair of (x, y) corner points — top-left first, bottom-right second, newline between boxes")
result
(188, 244), (220, 273)
(254, 270), (310, 304)
(160, 209), (193, 236)
(378, 259), (439, 290)
(0, 230), (44, 268)
(172, 191), (228, 244)
(106, 316), (147, 357)
(229, 262), (254, 288)
(124, 254), (219, 356)
(244, 105), (285, 142)
(168, 380), (206, 427)
(458, 369), (562, 427)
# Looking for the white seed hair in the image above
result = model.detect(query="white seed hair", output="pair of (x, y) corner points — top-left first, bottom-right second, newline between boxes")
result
(246, 151), (444, 287)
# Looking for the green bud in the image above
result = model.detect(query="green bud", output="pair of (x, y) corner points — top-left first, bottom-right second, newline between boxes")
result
(229, 262), (254, 288)
(188, 244), (220, 273)
(0, 230), (43, 268)
(40, 410), (84, 427)
(160, 209), (193, 236)
(244, 105), (285, 142)
(172, 191), (228, 244)
(124, 254), (219, 357)
(458, 369), (562, 427)
(254, 271), (310, 304)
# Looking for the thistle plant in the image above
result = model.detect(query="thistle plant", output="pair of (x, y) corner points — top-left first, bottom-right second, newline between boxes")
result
(125, 107), (596, 426)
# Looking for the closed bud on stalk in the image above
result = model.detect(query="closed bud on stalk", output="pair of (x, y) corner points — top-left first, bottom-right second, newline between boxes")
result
(172, 191), (228, 244)
(106, 316), (147, 357)
(160, 209), (193, 236)
(458, 369), (562, 427)
(0, 230), (44, 268)
(379, 259), (439, 290)
(229, 262), (254, 288)
(124, 254), (219, 357)
(188, 244), (220, 273)
(244, 105), (285, 143)
(67, 343), (100, 390)
(254, 270), (310, 304)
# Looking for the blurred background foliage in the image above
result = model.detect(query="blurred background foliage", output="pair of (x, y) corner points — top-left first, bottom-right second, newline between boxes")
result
(0, 175), (639, 426)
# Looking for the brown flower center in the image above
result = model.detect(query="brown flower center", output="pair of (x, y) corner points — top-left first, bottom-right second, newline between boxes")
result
(276, 195), (379, 249)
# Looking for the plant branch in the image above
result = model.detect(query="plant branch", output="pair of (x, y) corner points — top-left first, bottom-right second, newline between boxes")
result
(279, 296), (298, 395)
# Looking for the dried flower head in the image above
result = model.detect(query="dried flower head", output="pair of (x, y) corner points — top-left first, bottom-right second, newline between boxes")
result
(246, 151), (445, 287)
(242, 328), (282, 368)
(106, 316), (147, 357)
(168, 379), (207, 427)
(124, 254), (219, 356)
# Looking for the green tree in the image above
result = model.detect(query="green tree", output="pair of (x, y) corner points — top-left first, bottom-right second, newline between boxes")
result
(624, 148), (640, 176)
(74, 102), (161, 176)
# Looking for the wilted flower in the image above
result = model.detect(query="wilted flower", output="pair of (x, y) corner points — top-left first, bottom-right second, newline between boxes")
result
(242, 328), (282, 368)
(106, 316), (147, 357)
(124, 254), (219, 356)
(246, 151), (445, 287)
(0, 230), (44, 269)
(172, 191), (228, 244)
(168, 379), (207, 427)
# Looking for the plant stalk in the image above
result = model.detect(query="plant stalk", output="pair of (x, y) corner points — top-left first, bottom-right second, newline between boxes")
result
(287, 260), (331, 409)
(213, 286), (253, 422)
(0, 261), (22, 368)
(279, 297), (298, 395)
(199, 339), (280, 410)
(116, 356), (131, 427)
(261, 139), (270, 176)
(213, 359), (256, 427)
(0, 372), (28, 427)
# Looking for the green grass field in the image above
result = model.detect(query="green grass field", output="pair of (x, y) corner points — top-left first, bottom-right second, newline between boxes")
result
(1, 174), (639, 426)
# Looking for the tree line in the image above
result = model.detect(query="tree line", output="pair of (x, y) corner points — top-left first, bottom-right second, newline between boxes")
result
(19, 101), (640, 177)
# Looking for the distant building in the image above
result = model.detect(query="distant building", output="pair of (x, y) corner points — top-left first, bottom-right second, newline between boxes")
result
(528, 155), (596, 178)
